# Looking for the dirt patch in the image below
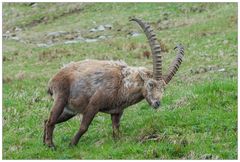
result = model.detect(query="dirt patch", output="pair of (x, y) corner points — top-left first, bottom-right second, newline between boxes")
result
(197, 31), (218, 37)
(3, 76), (13, 84)
(173, 96), (190, 109)
(156, 16), (200, 31)
(38, 48), (71, 61)
(181, 151), (196, 159)
(143, 51), (151, 59)
(160, 41), (169, 53)
(28, 16), (46, 27)
(25, 6), (84, 28)
(200, 154), (220, 160)
(3, 56), (7, 62)
(190, 65), (224, 74)
(15, 71), (26, 80)
(139, 133), (165, 143)
(123, 42), (138, 51)
(180, 4), (207, 14)
(3, 71), (28, 84)
(39, 51), (57, 61)
(229, 15), (237, 27)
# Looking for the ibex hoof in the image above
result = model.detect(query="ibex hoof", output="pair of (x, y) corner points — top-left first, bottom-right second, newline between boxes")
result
(48, 144), (56, 150)
(44, 141), (56, 150)
(69, 143), (77, 148)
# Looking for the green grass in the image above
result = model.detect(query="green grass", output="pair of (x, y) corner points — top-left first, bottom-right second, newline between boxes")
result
(2, 2), (237, 159)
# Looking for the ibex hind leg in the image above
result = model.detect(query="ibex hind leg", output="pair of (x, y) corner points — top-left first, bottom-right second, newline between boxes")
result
(56, 110), (75, 124)
(43, 111), (75, 144)
(44, 94), (68, 148)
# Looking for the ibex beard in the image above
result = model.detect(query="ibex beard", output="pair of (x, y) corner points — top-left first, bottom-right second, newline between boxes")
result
(43, 18), (184, 148)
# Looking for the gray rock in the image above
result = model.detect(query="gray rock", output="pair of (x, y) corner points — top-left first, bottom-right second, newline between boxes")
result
(90, 25), (106, 32)
(200, 154), (219, 160)
(98, 35), (106, 39)
(96, 25), (105, 31)
(131, 32), (141, 37)
(223, 40), (228, 44)
(85, 39), (98, 43)
(90, 28), (97, 32)
(37, 43), (51, 48)
(11, 37), (20, 41)
(15, 27), (22, 32)
(218, 68), (225, 72)
(75, 36), (85, 41)
(31, 3), (38, 7)
(3, 34), (9, 39)
(9, 146), (18, 152)
(47, 31), (68, 37)
(64, 40), (83, 44)
(104, 24), (113, 29)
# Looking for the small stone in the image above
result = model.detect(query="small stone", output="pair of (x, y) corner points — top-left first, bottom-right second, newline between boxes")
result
(104, 24), (113, 29)
(15, 71), (25, 80)
(223, 40), (228, 44)
(85, 39), (98, 43)
(75, 36), (85, 41)
(15, 27), (22, 32)
(3, 34), (9, 39)
(31, 3), (38, 7)
(130, 32), (141, 37)
(47, 31), (68, 37)
(96, 25), (105, 31)
(90, 25), (106, 32)
(218, 68), (225, 72)
(19, 128), (25, 131)
(64, 40), (81, 44)
(98, 35), (106, 39)
(37, 43), (50, 48)
(219, 50), (224, 56)
(90, 28), (97, 32)
(11, 37), (20, 41)
(200, 154), (218, 159)
(9, 146), (18, 152)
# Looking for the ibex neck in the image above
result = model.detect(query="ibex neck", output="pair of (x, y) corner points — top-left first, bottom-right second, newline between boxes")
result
(118, 66), (148, 108)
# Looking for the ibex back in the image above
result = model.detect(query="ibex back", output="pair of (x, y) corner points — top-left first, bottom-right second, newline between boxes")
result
(43, 18), (184, 148)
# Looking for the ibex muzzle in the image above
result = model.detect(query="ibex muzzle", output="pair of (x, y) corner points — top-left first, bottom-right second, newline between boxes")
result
(43, 18), (184, 148)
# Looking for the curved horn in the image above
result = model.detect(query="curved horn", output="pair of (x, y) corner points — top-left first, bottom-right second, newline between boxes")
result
(130, 18), (162, 80)
(164, 45), (184, 84)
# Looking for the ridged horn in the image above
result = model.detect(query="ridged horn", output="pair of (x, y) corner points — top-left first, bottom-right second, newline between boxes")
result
(130, 18), (162, 80)
(164, 45), (184, 84)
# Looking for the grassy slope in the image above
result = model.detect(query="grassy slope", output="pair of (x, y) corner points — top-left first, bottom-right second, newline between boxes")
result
(2, 3), (237, 159)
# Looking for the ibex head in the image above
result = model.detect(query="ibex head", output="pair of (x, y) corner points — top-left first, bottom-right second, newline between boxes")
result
(130, 18), (184, 109)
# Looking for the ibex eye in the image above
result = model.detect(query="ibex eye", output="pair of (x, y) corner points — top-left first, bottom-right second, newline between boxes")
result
(148, 82), (154, 88)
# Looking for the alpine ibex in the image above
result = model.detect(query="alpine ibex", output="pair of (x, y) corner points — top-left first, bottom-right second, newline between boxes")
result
(43, 18), (184, 148)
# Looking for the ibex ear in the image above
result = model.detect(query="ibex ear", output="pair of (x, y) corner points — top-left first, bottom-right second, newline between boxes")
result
(139, 70), (152, 81)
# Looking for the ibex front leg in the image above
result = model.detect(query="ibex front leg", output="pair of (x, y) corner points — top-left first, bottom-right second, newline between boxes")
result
(69, 91), (101, 146)
(70, 107), (98, 146)
(111, 111), (123, 139)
